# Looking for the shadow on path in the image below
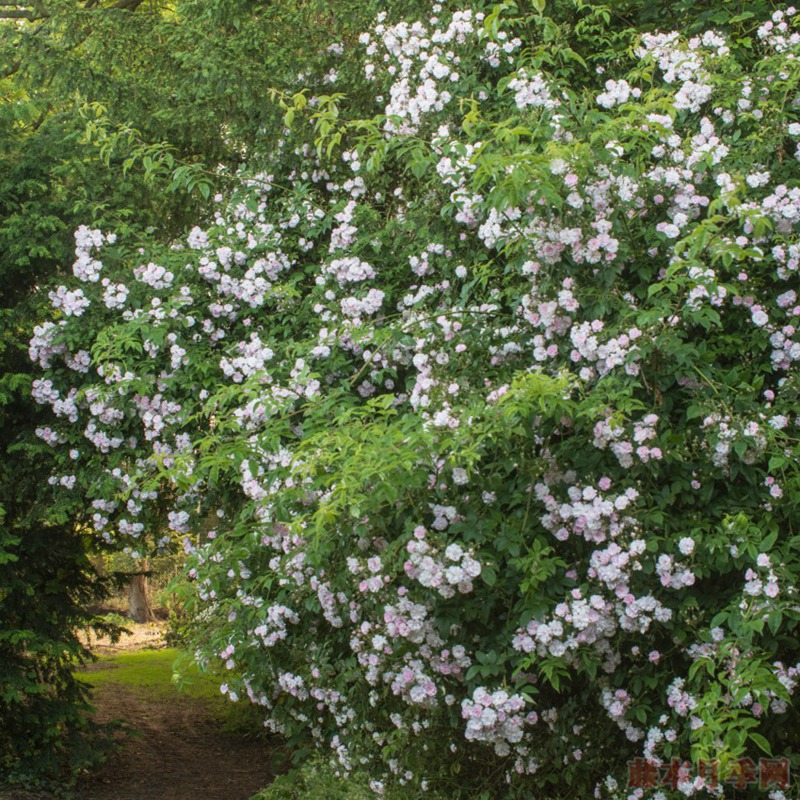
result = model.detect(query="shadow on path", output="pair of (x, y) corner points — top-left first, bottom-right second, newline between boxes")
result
(77, 677), (276, 800)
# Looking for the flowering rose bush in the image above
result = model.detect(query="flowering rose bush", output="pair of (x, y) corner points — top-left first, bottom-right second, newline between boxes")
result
(31, 3), (800, 797)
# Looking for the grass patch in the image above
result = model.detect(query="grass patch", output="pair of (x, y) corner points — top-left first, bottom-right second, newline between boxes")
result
(76, 648), (263, 733)
(77, 648), (213, 698)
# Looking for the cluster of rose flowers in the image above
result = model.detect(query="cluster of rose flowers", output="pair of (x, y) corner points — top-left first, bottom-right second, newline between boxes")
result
(28, 3), (800, 798)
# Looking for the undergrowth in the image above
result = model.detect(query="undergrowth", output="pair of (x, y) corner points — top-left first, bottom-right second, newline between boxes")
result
(249, 757), (447, 800)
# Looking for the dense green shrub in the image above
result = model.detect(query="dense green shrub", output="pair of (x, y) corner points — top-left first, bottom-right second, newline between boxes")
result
(27, 0), (800, 798)
(0, 513), (114, 788)
(252, 759), (446, 800)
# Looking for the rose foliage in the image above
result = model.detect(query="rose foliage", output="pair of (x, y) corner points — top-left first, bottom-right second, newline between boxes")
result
(30, 3), (800, 797)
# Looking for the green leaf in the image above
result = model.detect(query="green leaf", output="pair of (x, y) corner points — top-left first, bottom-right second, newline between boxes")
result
(749, 733), (772, 756)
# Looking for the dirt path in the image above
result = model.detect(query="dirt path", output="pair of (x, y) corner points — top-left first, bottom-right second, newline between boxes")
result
(76, 674), (276, 800)
(76, 626), (277, 800)
(0, 626), (278, 800)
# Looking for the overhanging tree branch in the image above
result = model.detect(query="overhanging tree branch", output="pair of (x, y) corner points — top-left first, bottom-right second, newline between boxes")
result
(0, 8), (36, 19)
(0, 0), (146, 21)
(0, 0), (150, 79)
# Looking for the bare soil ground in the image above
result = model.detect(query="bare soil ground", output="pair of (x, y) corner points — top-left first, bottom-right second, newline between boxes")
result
(75, 680), (275, 800)
(79, 619), (169, 654)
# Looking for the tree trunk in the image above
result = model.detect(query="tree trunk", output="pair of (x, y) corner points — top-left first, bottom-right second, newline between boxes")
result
(128, 559), (155, 623)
